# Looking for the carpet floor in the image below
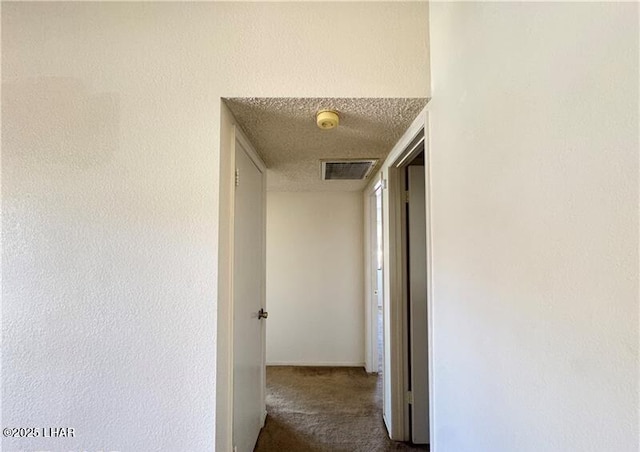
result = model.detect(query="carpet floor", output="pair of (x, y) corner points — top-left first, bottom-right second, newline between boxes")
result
(254, 366), (429, 452)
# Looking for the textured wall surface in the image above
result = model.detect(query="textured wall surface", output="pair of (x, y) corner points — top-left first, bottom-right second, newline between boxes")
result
(1, 2), (429, 451)
(265, 192), (364, 366)
(428, 3), (638, 451)
(225, 97), (428, 192)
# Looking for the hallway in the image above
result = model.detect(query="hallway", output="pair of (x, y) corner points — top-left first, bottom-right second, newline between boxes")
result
(254, 367), (428, 452)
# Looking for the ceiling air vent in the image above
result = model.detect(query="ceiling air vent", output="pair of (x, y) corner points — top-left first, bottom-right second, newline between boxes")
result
(321, 159), (378, 181)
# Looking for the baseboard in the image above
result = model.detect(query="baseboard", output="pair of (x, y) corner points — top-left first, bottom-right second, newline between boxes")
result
(266, 361), (365, 368)
(261, 410), (267, 428)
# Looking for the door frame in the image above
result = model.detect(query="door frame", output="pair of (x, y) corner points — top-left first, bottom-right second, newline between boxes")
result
(364, 105), (433, 444)
(216, 100), (267, 452)
(388, 108), (433, 444)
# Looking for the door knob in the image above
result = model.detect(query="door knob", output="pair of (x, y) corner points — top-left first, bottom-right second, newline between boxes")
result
(258, 308), (268, 320)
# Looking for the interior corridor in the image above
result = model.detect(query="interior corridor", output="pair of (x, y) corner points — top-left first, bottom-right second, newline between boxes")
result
(254, 367), (428, 452)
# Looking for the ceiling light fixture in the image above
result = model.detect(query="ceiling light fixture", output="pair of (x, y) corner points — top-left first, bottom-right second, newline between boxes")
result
(316, 110), (339, 130)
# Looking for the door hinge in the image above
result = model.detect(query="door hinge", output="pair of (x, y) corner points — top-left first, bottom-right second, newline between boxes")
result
(404, 190), (410, 203)
(235, 168), (240, 187)
(405, 391), (413, 405)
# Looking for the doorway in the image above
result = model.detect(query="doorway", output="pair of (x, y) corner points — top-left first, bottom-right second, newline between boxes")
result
(366, 179), (389, 416)
(384, 121), (432, 445)
(402, 147), (429, 444)
(218, 98), (430, 451)
(389, 124), (431, 444)
(374, 184), (385, 378)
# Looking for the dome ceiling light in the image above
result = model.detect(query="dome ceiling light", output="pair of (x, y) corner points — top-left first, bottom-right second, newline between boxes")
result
(316, 109), (340, 130)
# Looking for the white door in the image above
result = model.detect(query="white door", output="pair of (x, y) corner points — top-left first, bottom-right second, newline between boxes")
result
(407, 165), (429, 444)
(369, 186), (384, 374)
(233, 139), (266, 452)
(375, 186), (384, 374)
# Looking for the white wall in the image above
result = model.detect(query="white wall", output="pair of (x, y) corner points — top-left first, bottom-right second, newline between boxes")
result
(428, 3), (638, 452)
(1, 3), (429, 451)
(266, 192), (364, 366)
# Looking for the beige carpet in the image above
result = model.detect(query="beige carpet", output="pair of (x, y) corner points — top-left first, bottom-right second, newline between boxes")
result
(254, 366), (429, 452)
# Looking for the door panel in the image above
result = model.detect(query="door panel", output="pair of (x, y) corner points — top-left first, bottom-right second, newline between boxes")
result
(407, 165), (429, 444)
(370, 186), (384, 375)
(233, 141), (265, 452)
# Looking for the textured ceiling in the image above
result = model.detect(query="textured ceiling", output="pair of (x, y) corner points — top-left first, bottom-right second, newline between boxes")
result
(224, 97), (428, 192)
